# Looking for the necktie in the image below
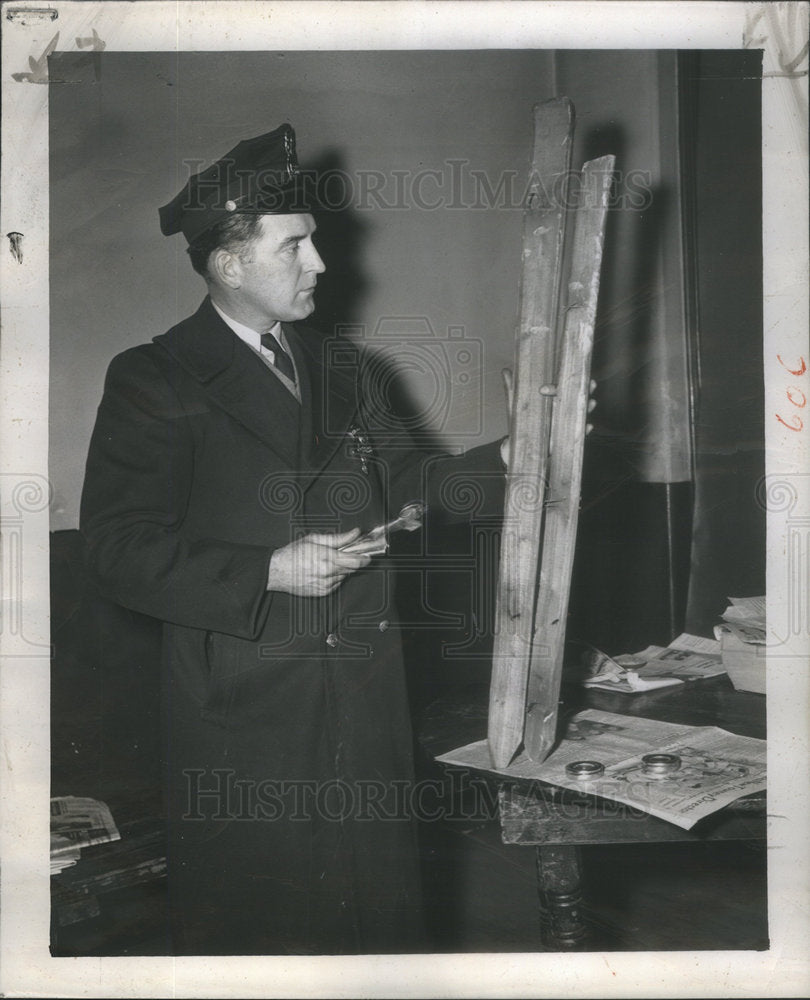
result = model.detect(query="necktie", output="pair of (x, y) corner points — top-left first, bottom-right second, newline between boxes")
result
(260, 332), (296, 384)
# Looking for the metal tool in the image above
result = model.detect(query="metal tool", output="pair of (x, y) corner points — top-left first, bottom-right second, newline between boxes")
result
(340, 503), (426, 555)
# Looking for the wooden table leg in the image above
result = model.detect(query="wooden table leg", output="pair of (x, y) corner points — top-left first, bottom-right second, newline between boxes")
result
(535, 844), (588, 949)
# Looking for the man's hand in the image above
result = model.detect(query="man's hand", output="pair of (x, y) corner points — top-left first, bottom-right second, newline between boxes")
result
(499, 368), (597, 468)
(267, 528), (372, 597)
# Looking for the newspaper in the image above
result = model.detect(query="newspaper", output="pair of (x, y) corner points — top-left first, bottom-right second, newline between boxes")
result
(572, 633), (726, 694)
(50, 796), (121, 874)
(437, 709), (766, 830)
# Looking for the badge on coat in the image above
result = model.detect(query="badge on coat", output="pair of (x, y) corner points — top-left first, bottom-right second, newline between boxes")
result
(347, 424), (374, 475)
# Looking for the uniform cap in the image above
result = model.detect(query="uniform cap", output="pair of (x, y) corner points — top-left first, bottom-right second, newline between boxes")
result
(158, 123), (319, 243)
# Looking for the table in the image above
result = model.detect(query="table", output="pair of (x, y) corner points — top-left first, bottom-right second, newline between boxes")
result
(419, 675), (766, 949)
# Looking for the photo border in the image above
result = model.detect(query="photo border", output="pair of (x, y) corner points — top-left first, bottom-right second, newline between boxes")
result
(1, 2), (807, 996)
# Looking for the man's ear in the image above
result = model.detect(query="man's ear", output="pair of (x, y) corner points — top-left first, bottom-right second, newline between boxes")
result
(209, 248), (242, 289)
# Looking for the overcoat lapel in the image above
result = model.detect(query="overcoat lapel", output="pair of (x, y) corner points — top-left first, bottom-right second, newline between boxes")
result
(286, 323), (358, 477)
(153, 298), (300, 465)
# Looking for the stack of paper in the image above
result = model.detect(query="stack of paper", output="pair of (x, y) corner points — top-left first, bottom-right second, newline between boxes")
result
(50, 796), (120, 874)
(572, 633), (726, 694)
(715, 595), (766, 645)
(714, 596), (766, 693)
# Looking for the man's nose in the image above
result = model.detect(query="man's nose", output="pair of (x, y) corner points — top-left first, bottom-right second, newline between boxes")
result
(307, 245), (326, 274)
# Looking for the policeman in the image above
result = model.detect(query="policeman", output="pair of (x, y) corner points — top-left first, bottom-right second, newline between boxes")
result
(81, 124), (506, 954)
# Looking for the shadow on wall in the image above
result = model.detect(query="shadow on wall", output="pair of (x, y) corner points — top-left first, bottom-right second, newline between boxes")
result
(310, 149), (371, 338)
(310, 148), (446, 453)
(579, 121), (676, 457)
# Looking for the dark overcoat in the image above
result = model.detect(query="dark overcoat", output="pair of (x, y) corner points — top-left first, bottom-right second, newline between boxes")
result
(80, 297), (502, 954)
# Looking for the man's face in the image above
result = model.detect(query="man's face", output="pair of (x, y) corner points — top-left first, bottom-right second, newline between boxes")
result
(235, 213), (325, 325)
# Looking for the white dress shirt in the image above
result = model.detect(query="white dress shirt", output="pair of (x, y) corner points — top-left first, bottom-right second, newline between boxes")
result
(211, 299), (300, 401)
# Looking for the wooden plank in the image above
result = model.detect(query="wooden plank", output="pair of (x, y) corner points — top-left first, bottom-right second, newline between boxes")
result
(488, 98), (574, 768)
(523, 155), (616, 761)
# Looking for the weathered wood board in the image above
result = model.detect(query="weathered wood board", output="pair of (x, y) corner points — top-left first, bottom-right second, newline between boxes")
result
(487, 99), (574, 768)
(523, 155), (616, 761)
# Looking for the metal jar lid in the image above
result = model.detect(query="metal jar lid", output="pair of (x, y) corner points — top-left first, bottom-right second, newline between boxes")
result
(641, 753), (682, 776)
(565, 760), (605, 780)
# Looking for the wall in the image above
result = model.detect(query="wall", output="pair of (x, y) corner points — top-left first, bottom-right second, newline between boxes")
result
(556, 49), (692, 484)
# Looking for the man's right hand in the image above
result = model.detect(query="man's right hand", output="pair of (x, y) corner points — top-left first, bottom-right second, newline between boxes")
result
(267, 528), (373, 597)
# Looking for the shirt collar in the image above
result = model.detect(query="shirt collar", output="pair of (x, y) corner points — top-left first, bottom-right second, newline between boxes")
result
(210, 299), (281, 350)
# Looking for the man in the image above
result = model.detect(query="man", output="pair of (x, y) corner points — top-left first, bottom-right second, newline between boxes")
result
(81, 124), (506, 955)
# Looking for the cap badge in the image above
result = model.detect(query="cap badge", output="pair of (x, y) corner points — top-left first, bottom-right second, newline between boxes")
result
(283, 128), (300, 179)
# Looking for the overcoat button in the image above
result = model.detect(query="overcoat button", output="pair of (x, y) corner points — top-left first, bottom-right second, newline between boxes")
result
(326, 633), (338, 647)
(378, 620), (390, 632)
